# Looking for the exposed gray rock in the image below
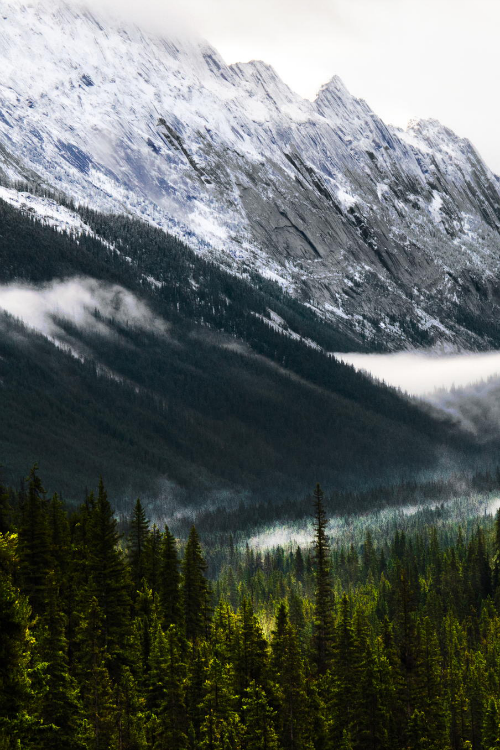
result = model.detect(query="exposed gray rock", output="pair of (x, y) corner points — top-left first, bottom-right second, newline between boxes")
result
(1, 0), (500, 350)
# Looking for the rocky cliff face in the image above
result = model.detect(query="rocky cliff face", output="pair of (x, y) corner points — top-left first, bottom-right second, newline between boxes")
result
(1, 0), (500, 350)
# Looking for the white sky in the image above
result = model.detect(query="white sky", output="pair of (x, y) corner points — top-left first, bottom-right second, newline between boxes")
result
(83, 0), (500, 172)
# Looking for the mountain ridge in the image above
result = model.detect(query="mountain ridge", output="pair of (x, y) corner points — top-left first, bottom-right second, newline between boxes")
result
(1, 0), (500, 351)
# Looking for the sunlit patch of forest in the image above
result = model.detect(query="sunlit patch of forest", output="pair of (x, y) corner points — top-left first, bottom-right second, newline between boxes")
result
(3, 468), (500, 749)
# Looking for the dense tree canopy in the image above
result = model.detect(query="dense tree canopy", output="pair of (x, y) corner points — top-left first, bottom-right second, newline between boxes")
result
(2, 470), (500, 748)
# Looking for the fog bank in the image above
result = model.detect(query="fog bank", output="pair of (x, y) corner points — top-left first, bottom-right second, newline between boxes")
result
(337, 350), (500, 397)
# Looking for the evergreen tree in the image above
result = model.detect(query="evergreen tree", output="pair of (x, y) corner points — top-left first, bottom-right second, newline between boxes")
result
(115, 666), (147, 750)
(18, 466), (52, 616)
(241, 681), (279, 750)
(411, 617), (447, 750)
(482, 698), (500, 750)
(271, 605), (313, 750)
(128, 498), (150, 593)
(311, 483), (334, 675)
(159, 524), (182, 629)
(0, 479), (12, 534)
(199, 657), (241, 750)
(0, 533), (35, 748)
(76, 596), (117, 750)
(86, 478), (131, 669)
(327, 593), (358, 748)
(156, 626), (188, 750)
(35, 570), (87, 749)
(144, 524), (162, 596)
(234, 598), (268, 698)
(182, 526), (211, 642)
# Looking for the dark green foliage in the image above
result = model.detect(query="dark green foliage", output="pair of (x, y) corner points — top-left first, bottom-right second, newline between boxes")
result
(182, 527), (211, 642)
(143, 524), (162, 596)
(7, 471), (500, 750)
(84, 479), (131, 670)
(312, 484), (334, 675)
(0, 533), (34, 748)
(0, 479), (12, 534)
(128, 499), (150, 592)
(159, 525), (182, 629)
(35, 571), (86, 749)
(18, 466), (52, 616)
(242, 681), (279, 750)
(0, 196), (478, 505)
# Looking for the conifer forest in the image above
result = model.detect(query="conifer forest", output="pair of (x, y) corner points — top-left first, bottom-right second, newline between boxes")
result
(3, 1), (500, 748)
(3, 469), (500, 750)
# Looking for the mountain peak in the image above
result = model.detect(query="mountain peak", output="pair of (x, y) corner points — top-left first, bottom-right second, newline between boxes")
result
(314, 74), (368, 120)
(317, 74), (351, 98)
(229, 60), (298, 106)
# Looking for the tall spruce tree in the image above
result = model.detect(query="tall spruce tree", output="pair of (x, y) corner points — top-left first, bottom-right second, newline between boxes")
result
(86, 478), (131, 669)
(234, 598), (268, 698)
(76, 596), (117, 750)
(271, 604), (313, 750)
(0, 479), (12, 534)
(144, 524), (162, 596)
(182, 526), (210, 643)
(35, 570), (86, 750)
(128, 498), (150, 593)
(242, 681), (279, 750)
(160, 525), (182, 630)
(18, 466), (52, 616)
(312, 483), (334, 675)
(0, 533), (35, 748)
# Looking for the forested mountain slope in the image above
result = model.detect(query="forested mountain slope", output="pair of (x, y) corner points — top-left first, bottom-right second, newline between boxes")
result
(0, 195), (474, 503)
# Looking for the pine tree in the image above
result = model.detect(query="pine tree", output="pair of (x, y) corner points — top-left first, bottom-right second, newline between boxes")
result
(234, 598), (268, 698)
(182, 526), (211, 642)
(242, 681), (279, 750)
(271, 605), (313, 750)
(0, 479), (12, 534)
(128, 499), (150, 593)
(35, 570), (87, 750)
(0, 533), (35, 748)
(199, 657), (241, 750)
(160, 524), (182, 630)
(147, 624), (188, 750)
(76, 596), (117, 750)
(18, 466), (52, 616)
(48, 494), (71, 618)
(185, 645), (209, 746)
(411, 617), (447, 750)
(353, 626), (391, 750)
(327, 593), (357, 748)
(482, 698), (500, 750)
(115, 666), (147, 750)
(312, 484), (334, 675)
(144, 524), (162, 596)
(86, 478), (131, 669)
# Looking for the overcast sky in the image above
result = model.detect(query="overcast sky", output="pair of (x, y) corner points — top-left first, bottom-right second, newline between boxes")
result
(75, 0), (500, 171)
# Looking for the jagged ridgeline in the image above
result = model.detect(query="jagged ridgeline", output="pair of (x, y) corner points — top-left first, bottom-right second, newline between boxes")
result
(0, 196), (475, 503)
(2, 0), (500, 350)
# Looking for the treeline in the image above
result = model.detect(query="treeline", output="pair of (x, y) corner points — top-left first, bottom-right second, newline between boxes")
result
(179, 467), (500, 537)
(4, 471), (500, 749)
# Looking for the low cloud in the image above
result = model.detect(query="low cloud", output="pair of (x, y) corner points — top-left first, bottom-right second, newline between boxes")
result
(427, 376), (500, 439)
(0, 277), (168, 345)
(337, 350), (500, 397)
(338, 348), (500, 440)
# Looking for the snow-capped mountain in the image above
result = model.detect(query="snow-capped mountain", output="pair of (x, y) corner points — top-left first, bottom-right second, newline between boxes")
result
(1, 0), (500, 350)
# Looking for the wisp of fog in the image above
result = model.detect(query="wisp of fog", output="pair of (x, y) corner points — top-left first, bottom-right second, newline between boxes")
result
(0, 277), (167, 344)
